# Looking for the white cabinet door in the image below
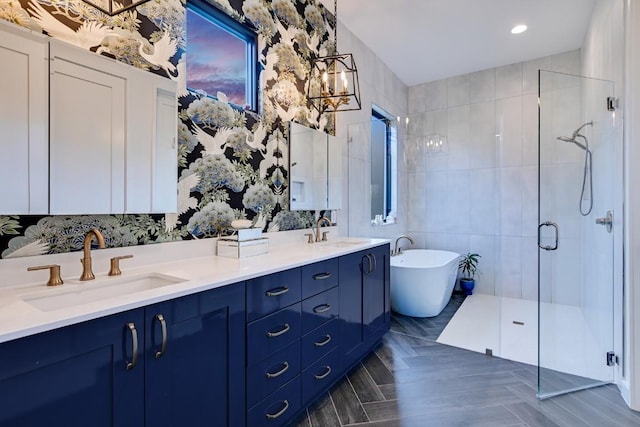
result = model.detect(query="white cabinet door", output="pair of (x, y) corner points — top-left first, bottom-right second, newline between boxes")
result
(126, 73), (177, 214)
(49, 41), (126, 214)
(151, 86), (178, 213)
(0, 23), (48, 214)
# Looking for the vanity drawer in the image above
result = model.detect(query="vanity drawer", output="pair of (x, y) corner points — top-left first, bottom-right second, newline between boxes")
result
(301, 348), (339, 404)
(301, 317), (338, 368)
(301, 286), (339, 334)
(247, 303), (301, 365)
(247, 267), (301, 322)
(301, 258), (339, 299)
(248, 376), (301, 427)
(247, 340), (301, 407)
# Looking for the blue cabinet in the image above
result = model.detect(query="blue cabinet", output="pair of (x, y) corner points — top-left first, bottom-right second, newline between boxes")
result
(0, 243), (390, 427)
(339, 244), (391, 371)
(363, 244), (391, 340)
(0, 310), (144, 427)
(145, 283), (245, 427)
(0, 282), (245, 427)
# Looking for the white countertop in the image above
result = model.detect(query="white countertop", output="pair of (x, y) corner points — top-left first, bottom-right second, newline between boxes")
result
(0, 231), (389, 344)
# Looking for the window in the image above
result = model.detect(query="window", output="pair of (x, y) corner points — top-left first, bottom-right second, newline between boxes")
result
(186, 1), (257, 110)
(370, 106), (397, 222)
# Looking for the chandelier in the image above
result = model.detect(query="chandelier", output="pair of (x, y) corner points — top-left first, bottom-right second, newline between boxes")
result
(307, 0), (361, 113)
(81, 0), (152, 16)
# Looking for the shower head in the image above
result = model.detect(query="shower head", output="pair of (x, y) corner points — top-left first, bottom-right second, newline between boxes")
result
(556, 121), (593, 151)
(557, 135), (575, 143)
(570, 121), (593, 140)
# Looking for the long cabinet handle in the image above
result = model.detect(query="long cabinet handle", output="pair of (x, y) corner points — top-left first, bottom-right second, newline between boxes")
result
(154, 314), (167, 359)
(267, 323), (291, 338)
(265, 361), (290, 379)
(314, 334), (332, 347)
(125, 322), (138, 371)
(312, 272), (332, 280)
(363, 254), (372, 275)
(370, 253), (377, 273)
(314, 366), (332, 380)
(265, 400), (289, 420)
(313, 304), (331, 314)
(265, 286), (289, 297)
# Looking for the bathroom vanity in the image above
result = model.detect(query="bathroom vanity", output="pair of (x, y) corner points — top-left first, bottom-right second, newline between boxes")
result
(0, 237), (390, 427)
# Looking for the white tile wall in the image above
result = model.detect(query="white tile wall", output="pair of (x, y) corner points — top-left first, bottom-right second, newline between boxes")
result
(335, 23), (410, 242)
(447, 74), (469, 108)
(406, 50), (582, 304)
(425, 80), (448, 111)
(469, 69), (496, 104)
(496, 63), (523, 99)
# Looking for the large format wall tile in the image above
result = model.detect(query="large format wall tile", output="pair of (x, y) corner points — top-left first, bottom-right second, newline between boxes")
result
(406, 49), (581, 303)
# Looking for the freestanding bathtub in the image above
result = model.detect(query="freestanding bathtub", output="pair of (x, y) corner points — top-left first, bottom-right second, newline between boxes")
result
(390, 249), (460, 317)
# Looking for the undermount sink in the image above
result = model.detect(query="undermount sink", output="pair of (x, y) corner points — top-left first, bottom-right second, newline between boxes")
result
(318, 238), (369, 248)
(22, 273), (186, 312)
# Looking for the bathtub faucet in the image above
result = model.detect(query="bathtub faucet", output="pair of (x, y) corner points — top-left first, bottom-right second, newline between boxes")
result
(392, 235), (414, 256)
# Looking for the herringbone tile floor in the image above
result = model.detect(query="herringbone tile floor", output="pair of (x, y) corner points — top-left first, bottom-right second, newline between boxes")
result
(293, 294), (640, 426)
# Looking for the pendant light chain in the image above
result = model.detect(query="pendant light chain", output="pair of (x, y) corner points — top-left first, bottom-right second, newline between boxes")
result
(306, 0), (361, 112)
(333, 0), (338, 55)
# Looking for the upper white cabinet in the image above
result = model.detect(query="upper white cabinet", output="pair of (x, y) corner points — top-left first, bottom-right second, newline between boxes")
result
(48, 40), (177, 215)
(0, 22), (48, 214)
(126, 72), (178, 213)
(49, 41), (127, 214)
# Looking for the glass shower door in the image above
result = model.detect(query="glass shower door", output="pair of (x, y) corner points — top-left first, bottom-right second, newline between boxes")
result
(537, 70), (616, 399)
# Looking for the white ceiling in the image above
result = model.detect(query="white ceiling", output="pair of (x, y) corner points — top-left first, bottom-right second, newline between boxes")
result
(320, 0), (597, 87)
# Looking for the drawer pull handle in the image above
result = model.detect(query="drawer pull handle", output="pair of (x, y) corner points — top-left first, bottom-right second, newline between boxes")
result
(267, 323), (291, 338)
(265, 361), (290, 379)
(265, 286), (289, 297)
(314, 334), (332, 347)
(154, 314), (167, 359)
(313, 304), (331, 314)
(314, 366), (332, 380)
(125, 322), (138, 371)
(265, 399), (290, 420)
(313, 272), (332, 280)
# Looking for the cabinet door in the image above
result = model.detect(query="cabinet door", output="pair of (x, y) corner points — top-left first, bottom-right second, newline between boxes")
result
(0, 310), (145, 427)
(145, 283), (245, 427)
(363, 244), (391, 341)
(0, 23), (48, 214)
(339, 245), (391, 370)
(49, 41), (126, 214)
(338, 250), (365, 370)
(126, 75), (177, 214)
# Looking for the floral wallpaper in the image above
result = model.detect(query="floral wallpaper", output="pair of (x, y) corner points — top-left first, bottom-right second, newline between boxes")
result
(0, 0), (335, 258)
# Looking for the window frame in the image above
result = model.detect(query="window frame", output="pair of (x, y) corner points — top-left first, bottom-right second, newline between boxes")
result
(186, 0), (259, 111)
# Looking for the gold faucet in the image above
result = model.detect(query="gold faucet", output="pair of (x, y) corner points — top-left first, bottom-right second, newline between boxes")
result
(80, 228), (106, 281)
(315, 216), (331, 242)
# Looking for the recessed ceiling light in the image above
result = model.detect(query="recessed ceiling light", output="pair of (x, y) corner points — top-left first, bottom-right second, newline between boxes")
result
(511, 24), (527, 34)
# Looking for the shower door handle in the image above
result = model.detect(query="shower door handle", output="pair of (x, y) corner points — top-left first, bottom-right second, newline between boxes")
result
(595, 211), (613, 233)
(538, 222), (558, 251)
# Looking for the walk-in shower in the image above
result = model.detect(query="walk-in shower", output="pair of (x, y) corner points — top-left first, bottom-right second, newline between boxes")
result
(557, 121), (593, 216)
(538, 71), (617, 400)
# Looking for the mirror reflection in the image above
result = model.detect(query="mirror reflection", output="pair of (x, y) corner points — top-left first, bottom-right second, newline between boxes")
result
(289, 122), (342, 211)
(370, 105), (397, 224)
